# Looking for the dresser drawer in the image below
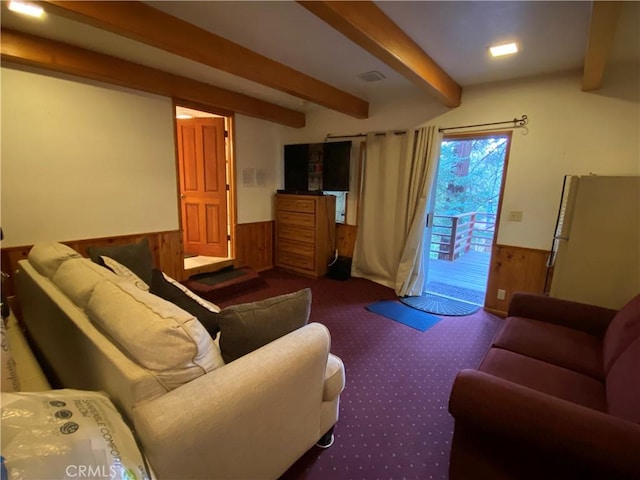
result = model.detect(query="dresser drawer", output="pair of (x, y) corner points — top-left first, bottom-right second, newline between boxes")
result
(278, 238), (315, 258)
(277, 251), (315, 271)
(278, 224), (315, 243)
(277, 211), (315, 228)
(277, 196), (316, 214)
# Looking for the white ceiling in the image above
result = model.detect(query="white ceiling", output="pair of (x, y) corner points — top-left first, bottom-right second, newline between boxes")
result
(2, 1), (638, 115)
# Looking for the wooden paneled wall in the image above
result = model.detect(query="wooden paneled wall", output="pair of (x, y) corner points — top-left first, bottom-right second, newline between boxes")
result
(336, 224), (358, 257)
(484, 244), (551, 316)
(3, 225), (548, 317)
(234, 221), (274, 272)
(1, 230), (183, 296)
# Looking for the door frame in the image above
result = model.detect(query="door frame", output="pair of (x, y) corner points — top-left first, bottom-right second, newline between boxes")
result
(425, 130), (513, 303)
(172, 100), (237, 280)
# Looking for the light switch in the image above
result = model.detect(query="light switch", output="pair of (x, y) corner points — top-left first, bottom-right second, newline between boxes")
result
(508, 211), (523, 222)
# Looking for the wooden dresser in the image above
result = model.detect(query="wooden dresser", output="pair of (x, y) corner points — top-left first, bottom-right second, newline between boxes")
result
(275, 193), (336, 278)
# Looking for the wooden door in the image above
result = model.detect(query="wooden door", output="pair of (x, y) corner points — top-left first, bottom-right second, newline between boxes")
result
(177, 117), (228, 257)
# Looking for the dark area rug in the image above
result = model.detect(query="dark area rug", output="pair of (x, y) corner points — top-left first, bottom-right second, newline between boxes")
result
(401, 292), (482, 316)
(365, 300), (441, 331)
(215, 269), (502, 480)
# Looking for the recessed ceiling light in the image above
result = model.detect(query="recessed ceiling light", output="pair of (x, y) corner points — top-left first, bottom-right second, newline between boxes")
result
(489, 42), (518, 57)
(8, 1), (44, 18)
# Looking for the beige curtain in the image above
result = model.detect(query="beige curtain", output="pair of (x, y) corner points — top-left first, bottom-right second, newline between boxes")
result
(352, 127), (441, 295)
(395, 126), (441, 296)
(352, 131), (411, 288)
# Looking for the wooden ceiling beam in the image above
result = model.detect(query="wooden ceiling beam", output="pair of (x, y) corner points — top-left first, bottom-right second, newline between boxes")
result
(40, 0), (369, 119)
(582, 1), (623, 91)
(298, 0), (461, 108)
(0, 29), (306, 128)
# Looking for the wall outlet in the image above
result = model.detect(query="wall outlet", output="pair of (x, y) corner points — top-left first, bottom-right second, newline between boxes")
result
(497, 289), (506, 300)
(508, 210), (523, 222)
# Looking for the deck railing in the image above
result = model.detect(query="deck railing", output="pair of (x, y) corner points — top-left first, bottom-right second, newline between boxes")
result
(429, 212), (496, 261)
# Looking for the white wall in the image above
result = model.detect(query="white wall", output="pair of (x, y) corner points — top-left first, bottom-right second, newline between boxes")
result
(3, 64), (637, 251)
(1, 65), (179, 247)
(233, 114), (283, 224)
(280, 69), (640, 250)
(431, 70), (639, 249)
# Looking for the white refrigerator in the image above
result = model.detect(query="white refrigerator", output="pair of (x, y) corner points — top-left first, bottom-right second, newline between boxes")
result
(548, 175), (640, 309)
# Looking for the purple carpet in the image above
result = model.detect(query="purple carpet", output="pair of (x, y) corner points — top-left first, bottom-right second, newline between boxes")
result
(217, 269), (502, 480)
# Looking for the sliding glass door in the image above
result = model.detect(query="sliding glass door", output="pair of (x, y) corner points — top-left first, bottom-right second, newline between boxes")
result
(421, 132), (511, 314)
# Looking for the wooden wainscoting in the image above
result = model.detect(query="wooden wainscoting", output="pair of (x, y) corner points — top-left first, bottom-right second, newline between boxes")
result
(484, 244), (551, 316)
(1, 230), (183, 296)
(234, 221), (274, 272)
(336, 223), (358, 257)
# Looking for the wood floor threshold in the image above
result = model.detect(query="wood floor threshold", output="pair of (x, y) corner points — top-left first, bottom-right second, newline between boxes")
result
(483, 307), (507, 318)
(184, 258), (235, 277)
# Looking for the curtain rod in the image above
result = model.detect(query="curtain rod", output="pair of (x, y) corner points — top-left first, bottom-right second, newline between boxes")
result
(439, 114), (528, 133)
(325, 115), (528, 140)
(324, 130), (408, 141)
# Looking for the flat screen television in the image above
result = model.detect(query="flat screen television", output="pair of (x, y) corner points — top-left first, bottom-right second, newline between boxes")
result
(283, 141), (351, 192)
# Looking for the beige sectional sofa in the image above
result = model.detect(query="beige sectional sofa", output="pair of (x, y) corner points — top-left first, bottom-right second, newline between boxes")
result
(15, 242), (345, 479)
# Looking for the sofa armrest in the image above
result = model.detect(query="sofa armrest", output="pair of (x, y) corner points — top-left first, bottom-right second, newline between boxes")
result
(507, 292), (617, 337)
(133, 323), (332, 480)
(449, 369), (640, 477)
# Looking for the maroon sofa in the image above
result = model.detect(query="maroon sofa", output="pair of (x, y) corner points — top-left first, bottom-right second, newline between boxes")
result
(448, 292), (640, 480)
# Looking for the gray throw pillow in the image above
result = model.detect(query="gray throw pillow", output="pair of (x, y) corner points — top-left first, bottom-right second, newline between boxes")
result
(218, 288), (312, 363)
(87, 238), (153, 286)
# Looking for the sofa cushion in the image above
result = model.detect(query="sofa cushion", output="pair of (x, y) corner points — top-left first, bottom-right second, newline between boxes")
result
(28, 242), (82, 279)
(218, 289), (311, 363)
(149, 269), (220, 337)
(86, 280), (224, 390)
(479, 348), (607, 412)
(53, 258), (119, 310)
(493, 316), (604, 379)
(603, 294), (640, 373)
(87, 238), (154, 286)
(606, 336), (640, 423)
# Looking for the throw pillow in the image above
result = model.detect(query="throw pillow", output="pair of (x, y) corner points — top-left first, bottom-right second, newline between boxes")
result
(101, 255), (149, 291)
(218, 288), (312, 363)
(149, 269), (220, 337)
(87, 238), (153, 286)
(161, 272), (220, 313)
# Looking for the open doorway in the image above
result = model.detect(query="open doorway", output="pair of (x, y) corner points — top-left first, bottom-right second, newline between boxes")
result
(174, 105), (235, 276)
(422, 132), (511, 314)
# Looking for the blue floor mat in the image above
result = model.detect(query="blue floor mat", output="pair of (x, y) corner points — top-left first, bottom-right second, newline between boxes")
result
(366, 300), (441, 332)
